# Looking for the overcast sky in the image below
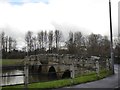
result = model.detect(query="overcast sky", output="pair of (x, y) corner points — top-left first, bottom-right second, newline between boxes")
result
(0, 0), (119, 49)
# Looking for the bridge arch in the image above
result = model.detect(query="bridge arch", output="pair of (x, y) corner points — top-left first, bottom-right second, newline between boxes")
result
(31, 65), (34, 70)
(62, 69), (71, 79)
(48, 66), (57, 79)
(38, 65), (42, 73)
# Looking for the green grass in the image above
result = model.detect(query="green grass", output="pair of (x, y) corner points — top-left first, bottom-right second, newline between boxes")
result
(1, 59), (24, 66)
(2, 70), (112, 90)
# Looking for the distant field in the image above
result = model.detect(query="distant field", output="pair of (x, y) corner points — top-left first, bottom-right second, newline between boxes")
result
(1, 59), (24, 66)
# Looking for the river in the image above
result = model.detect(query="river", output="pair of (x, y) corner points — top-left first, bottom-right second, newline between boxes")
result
(1, 68), (56, 86)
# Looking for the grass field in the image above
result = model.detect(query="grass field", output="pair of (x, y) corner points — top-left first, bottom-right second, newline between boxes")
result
(1, 59), (24, 66)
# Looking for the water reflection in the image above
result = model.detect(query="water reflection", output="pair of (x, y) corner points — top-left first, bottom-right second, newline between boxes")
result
(1, 69), (52, 86)
(1, 70), (24, 86)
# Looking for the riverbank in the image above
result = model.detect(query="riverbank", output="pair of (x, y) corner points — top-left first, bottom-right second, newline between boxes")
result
(2, 69), (112, 89)
(1, 59), (24, 66)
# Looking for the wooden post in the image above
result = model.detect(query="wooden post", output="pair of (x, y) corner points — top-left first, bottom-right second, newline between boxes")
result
(24, 64), (29, 89)
(70, 63), (75, 78)
(109, 58), (112, 70)
(95, 61), (100, 77)
(106, 59), (109, 70)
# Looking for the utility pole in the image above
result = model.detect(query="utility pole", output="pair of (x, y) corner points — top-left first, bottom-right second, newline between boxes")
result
(109, 0), (114, 74)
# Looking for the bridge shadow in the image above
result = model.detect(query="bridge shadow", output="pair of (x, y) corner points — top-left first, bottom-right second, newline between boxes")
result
(48, 66), (57, 80)
(29, 65), (42, 73)
(29, 65), (34, 72)
(31, 65), (34, 70)
(38, 65), (42, 73)
(62, 70), (71, 79)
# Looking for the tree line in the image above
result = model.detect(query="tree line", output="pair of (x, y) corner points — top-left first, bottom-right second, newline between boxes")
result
(0, 30), (120, 63)
(22, 30), (119, 58)
(0, 32), (25, 59)
(24, 30), (62, 55)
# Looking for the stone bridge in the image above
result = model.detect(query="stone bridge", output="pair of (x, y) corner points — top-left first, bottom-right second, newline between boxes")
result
(24, 54), (100, 79)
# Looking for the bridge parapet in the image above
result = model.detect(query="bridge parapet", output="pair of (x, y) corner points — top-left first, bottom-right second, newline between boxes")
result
(25, 54), (79, 64)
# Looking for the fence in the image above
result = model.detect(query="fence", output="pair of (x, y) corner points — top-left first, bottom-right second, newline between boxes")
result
(1, 59), (111, 89)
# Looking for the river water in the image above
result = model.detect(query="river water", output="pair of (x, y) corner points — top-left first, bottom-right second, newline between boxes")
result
(2, 69), (24, 86)
(1, 69), (54, 86)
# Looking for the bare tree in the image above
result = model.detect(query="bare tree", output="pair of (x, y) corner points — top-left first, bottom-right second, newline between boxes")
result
(37, 32), (42, 49)
(8, 36), (12, 52)
(25, 31), (33, 55)
(48, 31), (53, 52)
(44, 30), (47, 50)
(74, 31), (86, 56)
(32, 36), (37, 51)
(54, 30), (62, 51)
(1, 32), (5, 51)
(32, 36), (38, 59)
(66, 31), (76, 54)
(86, 33), (110, 57)
(41, 31), (44, 48)
(100, 36), (110, 57)
(37, 30), (44, 49)
(12, 39), (17, 50)
(74, 32), (82, 46)
(86, 33), (101, 56)
(5, 36), (8, 52)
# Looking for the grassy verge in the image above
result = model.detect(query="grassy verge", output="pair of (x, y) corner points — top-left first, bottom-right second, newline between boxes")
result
(2, 70), (112, 89)
(1, 59), (24, 66)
